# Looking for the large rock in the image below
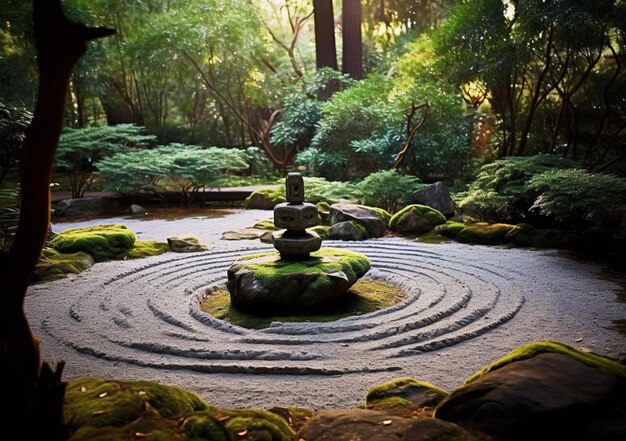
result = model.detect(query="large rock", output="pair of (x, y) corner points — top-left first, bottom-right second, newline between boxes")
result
(227, 248), (370, 311)
(243, 188), (286, 210)
(296, 409), (477, 441)
(435, 342), (626, 441)
(329, 203), (390, 238)
(389, 204), (446, 236)
(48, 224), (135, 261)
(412, 182), (456, 218)
(167, 235), (209, 252)
(327, 221), (369, 241)
(54, 197), (121, 217)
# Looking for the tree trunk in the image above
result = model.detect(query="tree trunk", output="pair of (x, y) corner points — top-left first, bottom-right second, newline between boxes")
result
(313, 0), (338, 70)
(342, 0), (363, 80)
(0, 1), (113, 437)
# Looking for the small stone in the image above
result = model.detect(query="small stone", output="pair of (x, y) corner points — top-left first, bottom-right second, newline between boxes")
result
(167, 235), (209, 252)
(128, 204), (147, 215)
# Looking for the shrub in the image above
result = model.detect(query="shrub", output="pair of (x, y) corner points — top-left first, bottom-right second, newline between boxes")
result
(528, 169), (626, 229)
(351, 170), (422, 213)
(459, 154), (576, 222)
(56, 125), (157, 198)
(96, 144), (249, 205)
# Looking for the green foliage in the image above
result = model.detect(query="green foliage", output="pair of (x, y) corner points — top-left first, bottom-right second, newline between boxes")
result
(125, 241), (170, 259)
(460, 155), (576, 221)
(528, 169), (626, 227)
(351, 170), (422, 213)
(56, 125), (156, 198)
(0, 102), (32, 183)
(0, 186), (19, 251)
(299, 35), (471, 181)
(96, 144), (249, 205)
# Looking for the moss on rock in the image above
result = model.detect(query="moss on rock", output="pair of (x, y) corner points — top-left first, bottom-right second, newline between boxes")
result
(244, 187), (285, 210)
(464, 341), (626, 385)
(253, 219), (280, 231)
(389, 204), (446, 236)
(366, 378), (449, 415)
(365, 205), (392, 228)
(456, 222), (515, 245)
(49, 224), (135, 262)
(125, 241), (169, 259)
(309, 225), (330, 240)
(32, 248), (94, 283)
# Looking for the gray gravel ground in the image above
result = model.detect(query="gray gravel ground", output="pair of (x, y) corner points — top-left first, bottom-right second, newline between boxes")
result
(25, 208), (626, 410)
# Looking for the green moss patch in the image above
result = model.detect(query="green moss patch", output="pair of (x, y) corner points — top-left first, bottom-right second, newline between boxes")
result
(125, 241), (169, 259)
(201, 278), (407, 329)
(64, 378), (208, 438)
(49, 224), (135, 261)
(32, 248), (94, 283)
(464, 341), (626, 385)
(437, 221), (575, 249)
(389, 204), (446, 236)
(244, 187), (285, 210)
(233, 248), (370, 288)
(364, 205), (392, 227)
(64, 378), (299, 441)
(253, 219), (280, 231)
(366, 378), (449, 416)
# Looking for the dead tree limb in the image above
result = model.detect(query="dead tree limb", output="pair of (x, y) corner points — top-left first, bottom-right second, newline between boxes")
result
(392, 102), (429, 170)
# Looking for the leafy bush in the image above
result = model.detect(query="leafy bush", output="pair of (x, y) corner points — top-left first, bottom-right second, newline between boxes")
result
(96, 144), (249, 205)
(351, 170), (422, 213)
(528, 169), (626, 228)
(0, 102), (32, 184)
(56, 124), (157, 198)
(460, 155), (576, 222)
(298, 36), (471, 181)
(0, 187), (19, 251)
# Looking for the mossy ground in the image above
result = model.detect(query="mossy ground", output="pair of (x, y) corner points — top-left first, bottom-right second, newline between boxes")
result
(463, 341), (626, 384)
(201, 278), (407, 329)
(31, 248), (95, 283)
(437, 221), (574, 249)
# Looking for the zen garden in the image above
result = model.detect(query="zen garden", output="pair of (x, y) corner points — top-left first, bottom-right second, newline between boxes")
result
(2, 0), (626, 440)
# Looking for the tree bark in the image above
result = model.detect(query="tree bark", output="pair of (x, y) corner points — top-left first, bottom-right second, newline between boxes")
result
(313, 0), (338, 70)
(0, 1), (112, 437)
(342, 0), (363, 80)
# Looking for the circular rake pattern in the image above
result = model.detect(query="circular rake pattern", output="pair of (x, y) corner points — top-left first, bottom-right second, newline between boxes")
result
(40, 240), (525, 376)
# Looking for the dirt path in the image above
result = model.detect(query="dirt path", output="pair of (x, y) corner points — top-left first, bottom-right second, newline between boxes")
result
(27, 210), (626, 410)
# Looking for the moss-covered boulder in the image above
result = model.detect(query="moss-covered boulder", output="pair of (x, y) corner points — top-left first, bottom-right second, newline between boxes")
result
(366, 378), (449, 417)
(32, 248), (95, 283)
(435, 342), (626, 441)
(49, 224), (135, 262)
(504, 223), (574, 249)
(64, 378), (298, 441)
(327, 220), (369, 240)
(227, 248), (371, 312)
(64, 378), (216, 440)
(329, 203), (390, 238)
(244, 187), (286, 210)
(389, 204), (446, 236)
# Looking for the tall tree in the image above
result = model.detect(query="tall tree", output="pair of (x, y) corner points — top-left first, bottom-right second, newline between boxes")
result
(342, 0), (363, 79)
(0, 0), (112, 437)
(313, 0), (338, 70)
